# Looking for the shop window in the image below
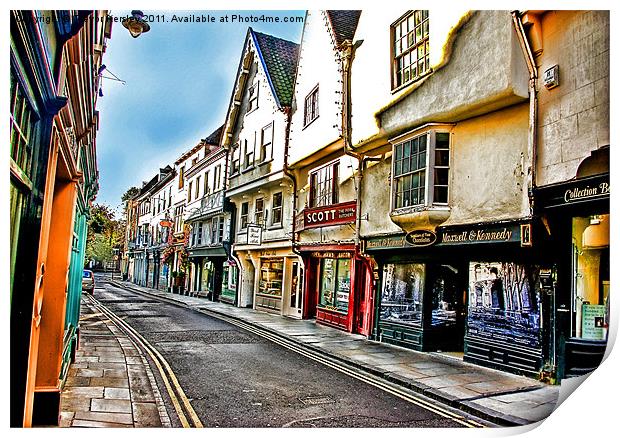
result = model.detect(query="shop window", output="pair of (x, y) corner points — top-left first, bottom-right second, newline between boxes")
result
(309, 161), (338, 208)
(259, 259), (284, 298)
(468, 262), (542, 348)
(240, 202), (249, 229)
(381, 263), (424, 327)
(391, 10), (429, 90)
(271, 192), (283, 226)
(392, 131), (450, 209)
(319, 258), (351, 313)
(572, 214), (610, 340)
(254, 197), (264, 226)
(260, 123), (273, 162)
(304, 84), (319, 126)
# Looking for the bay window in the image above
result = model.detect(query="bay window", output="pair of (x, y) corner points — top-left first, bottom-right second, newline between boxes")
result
(392, 130), (450, 210)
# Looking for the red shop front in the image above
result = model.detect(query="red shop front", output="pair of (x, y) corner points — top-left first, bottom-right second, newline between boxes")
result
(297, 202), (374, 335)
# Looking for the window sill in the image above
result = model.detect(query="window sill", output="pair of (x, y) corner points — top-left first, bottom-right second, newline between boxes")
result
(390, 69), (433, 95)
(258, 158), (273, 167)
(230, 172), (240, 178)
(241, 166), (255, 174)
(302, 115), (319, 131)
(266, 224), (283, 231)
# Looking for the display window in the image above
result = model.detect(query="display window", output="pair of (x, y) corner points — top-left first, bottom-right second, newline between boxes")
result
(319, 258), (350, 313)
(572, 214), (610, 340)
(467, 262), (542, 348)
(380, 263), (424, 327)
(259, 258), (284, 297)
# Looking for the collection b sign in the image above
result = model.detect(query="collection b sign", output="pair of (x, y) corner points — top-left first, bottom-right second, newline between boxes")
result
(405, 230), (437, 247)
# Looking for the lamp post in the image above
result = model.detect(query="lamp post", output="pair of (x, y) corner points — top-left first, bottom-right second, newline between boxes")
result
(122, 10), (151, 38)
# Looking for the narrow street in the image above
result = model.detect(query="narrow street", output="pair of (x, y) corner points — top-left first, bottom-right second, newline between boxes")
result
(88, 274), (487, 428)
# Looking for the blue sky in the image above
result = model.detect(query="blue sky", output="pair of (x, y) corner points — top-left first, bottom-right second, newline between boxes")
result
(96, 10), (305, 214)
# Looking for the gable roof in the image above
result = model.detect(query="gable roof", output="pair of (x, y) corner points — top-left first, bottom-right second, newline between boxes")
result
(325, 10), (361, 46)
(250, 29), (299, 107)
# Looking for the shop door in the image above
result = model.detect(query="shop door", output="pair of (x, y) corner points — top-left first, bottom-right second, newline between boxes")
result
(427, 264), (467, 353)
(285, 261), (304, 318)
(354, 260), (371, 336)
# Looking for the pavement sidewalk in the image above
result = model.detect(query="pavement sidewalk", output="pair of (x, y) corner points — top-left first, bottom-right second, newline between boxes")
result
(110, 278), (562, 426)
(59, 296), (171, 427)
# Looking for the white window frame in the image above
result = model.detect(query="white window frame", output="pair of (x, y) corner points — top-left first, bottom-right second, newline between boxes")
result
(389, 126), (452, 212)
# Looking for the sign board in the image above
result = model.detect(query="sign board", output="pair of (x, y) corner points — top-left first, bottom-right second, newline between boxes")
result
(439, 224), (521, 245)
(297, 201), (356, 231)
(247, 225), (262, 245)
(534, 174), (610, 209)
(405, 230), (437, 247)
(581, 304), (607, 340)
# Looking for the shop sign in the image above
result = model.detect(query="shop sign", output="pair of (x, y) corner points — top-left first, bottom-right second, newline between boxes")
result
(365, 235), (406, 250)
(247, 225), (262, 245)
(310, 251), (352, 259)
(405, 230), (437, 247)
(297, 201), (356, 231)
(439, 224), (521, 245)
(581, 304), (607, 340)
(535, 174), (610, 208)
(564, 181), (609, 203)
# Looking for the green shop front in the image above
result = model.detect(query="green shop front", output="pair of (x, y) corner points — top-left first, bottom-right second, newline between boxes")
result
(188, 245), (237, 303)
(365, 220), (556, 379)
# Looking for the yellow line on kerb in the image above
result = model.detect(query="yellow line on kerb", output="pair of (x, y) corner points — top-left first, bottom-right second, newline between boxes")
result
(86, 296), (203, 428)
(203, 310), (486, 429)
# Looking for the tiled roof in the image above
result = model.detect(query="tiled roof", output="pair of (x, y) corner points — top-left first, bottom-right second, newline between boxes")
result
(205, 124), (224, 145)
(326, 10), (362, 46)
(251, 29), (300, 107)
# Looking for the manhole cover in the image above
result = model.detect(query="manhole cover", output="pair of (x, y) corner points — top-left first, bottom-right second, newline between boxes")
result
(299, 396), (336, 406)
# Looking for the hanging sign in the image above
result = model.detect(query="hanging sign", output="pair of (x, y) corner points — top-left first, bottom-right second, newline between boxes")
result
(405, 230), (437, 247)
(247, 225), (262, 245)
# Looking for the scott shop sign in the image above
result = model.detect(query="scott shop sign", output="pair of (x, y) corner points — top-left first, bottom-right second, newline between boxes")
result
(296, 201), (356, 231)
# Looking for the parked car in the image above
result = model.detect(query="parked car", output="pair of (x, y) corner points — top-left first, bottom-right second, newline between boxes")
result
(82, 270), (95, 294)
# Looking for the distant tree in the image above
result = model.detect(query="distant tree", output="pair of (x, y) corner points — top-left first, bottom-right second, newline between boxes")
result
(86, 203), (124, 266)
(122, 186), (140, 203)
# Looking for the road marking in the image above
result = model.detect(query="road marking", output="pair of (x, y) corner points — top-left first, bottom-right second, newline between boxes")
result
(107, 280), (487, 428)
(84, 295), (203, 428)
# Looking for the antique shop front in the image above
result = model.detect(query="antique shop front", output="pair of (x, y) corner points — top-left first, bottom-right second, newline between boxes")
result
(365, 220), (556, 378)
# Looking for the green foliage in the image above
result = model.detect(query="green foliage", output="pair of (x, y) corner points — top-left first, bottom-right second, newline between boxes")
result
(86, 234), (114, 264)
(85, 203), (124, 265)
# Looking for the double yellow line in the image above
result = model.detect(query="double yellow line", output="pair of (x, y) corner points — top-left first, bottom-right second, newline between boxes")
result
(85, 295), (203, 428)
(196, 308), (487, 429)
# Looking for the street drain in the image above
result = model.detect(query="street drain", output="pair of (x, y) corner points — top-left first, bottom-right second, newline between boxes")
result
(299, 396), (336, 406)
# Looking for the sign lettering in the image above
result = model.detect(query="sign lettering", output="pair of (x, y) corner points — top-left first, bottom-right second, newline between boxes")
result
(297, 201), (356, 230)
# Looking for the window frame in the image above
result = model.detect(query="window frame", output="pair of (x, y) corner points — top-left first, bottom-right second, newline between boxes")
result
(254, 197), (265, 226)
(248, 81), (259, 113)
(271, 192), (283, 227)
(304, 84), (319, 127)
(244, 137), (255, 169)
(390, 10), (430, 91)
(260, 122), (273, 163)
(309, 161), (339, 208)
(390, 128), (451, 212)
(240, 201), (249, 230)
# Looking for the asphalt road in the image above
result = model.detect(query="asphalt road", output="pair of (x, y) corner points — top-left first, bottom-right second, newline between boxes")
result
(93, 276), (474, 428)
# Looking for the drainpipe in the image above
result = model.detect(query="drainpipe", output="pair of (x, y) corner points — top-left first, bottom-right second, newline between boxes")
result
(282, 107), (302, 258)
(511, 11), (538, 215)
(339, 39), (364, 252)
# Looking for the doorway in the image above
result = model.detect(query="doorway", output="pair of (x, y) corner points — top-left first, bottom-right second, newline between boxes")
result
(284, 260), (303, 318)
(427, 263), (467, 354)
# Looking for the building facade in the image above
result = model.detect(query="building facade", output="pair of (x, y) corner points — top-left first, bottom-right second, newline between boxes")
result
(287, 11), (374, 334)
(10, 10), (111, 426)
(222, 28), (303, 317)
(184, 127), (238, 303)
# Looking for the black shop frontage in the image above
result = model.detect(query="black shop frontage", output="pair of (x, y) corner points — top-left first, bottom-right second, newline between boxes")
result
(534, 164), (610, 380)
(364, 220), (557, 379)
